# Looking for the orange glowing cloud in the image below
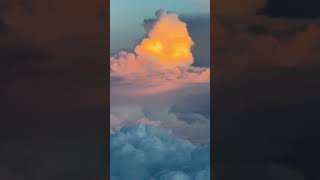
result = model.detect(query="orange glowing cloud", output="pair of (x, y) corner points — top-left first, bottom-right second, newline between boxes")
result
(135, 11), (194, 68)
(110, 10), (210, 96)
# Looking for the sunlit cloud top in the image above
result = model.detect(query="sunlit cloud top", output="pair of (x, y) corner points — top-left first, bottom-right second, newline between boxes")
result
(135, 10), (194, 67)
(110, 0), (209, 53)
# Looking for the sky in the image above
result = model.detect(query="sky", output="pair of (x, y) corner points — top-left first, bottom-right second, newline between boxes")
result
(110, 0), (210, 53)
(110, 0), (211, 68)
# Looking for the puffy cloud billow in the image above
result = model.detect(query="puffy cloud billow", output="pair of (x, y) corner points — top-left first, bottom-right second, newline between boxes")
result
(110, 10), (210, 96)
(110, 125), (210, 180)
(110, 10), (210, 179)
(110, 10), (210, 143)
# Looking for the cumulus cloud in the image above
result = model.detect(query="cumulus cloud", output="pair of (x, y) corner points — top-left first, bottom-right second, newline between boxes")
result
(110, 84), (210, 143)
(110, 125), (210, 180)
(136, 10), (194, 67)
(109, 11), (210, 180)
(110, 11), (210, 96)
(111, 10), (194, 71)
(110, 53), (209, 96)
(110, 10), (210, 143)
(110, 105), (161, 133)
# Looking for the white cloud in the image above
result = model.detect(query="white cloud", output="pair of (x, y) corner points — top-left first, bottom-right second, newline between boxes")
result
(110, 11), (210, 143)
(110, 125), (210, 180)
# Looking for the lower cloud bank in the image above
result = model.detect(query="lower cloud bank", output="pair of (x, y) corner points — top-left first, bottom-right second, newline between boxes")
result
(110, 125), (210, 180)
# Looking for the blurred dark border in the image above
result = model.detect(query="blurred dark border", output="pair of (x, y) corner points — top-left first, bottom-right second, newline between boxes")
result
(0, 0), (109, 179)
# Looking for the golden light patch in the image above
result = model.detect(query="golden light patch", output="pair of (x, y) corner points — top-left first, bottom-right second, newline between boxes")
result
(135, 12), (194, 68)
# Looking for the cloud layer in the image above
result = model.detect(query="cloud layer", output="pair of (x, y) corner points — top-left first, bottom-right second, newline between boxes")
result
(110, 12), (210, 98)
(110, 125), (210, 180)
(110, 10), (210, 144)
(110, 9), (210, 179)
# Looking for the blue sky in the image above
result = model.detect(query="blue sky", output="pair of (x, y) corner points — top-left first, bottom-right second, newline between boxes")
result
(110, 0), (210, 53)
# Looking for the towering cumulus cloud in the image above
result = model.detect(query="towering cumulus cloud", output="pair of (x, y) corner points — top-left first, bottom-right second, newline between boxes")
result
(110, 10), (209, 96)
(110, 10), (210, 180)
(135, 10), (194, 67)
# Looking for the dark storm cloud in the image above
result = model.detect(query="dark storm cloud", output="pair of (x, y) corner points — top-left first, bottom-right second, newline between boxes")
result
(259, 0), (320, 18)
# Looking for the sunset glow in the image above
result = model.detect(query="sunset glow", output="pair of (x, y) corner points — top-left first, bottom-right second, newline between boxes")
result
(135, 11), (194, 68)
(110, 8), (210, 180)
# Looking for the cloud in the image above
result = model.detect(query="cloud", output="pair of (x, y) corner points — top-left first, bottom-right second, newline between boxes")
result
(110, 83), (210, 143)
(110, 125), (210, 180)
(110, 55), (209, 96)
(110, 11), (210, 96)
(110, 105), (161, 133)
(110, 13), (210, 180)
(170, 93), (210, 124)
(110, 11), (210, 143)
(135, 10), (194, 68)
